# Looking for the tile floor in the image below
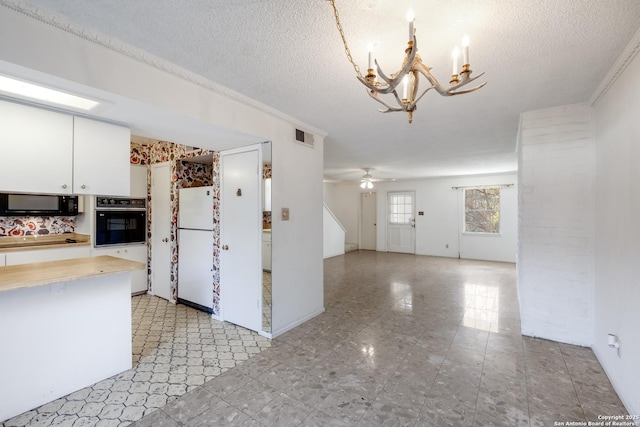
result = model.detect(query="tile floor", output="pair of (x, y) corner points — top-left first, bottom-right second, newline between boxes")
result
(129, 251), (629, 427)
(3, 252), (630, 427)
(263, 272), (272, 333)
(2, 295), (270, 427)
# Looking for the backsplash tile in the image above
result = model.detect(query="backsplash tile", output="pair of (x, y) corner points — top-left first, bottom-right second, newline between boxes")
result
(0, 216), (75, 237)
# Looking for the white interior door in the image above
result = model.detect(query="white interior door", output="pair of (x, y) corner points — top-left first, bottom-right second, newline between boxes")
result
(387, 191), (416, 254)
(151, 162), (172, 301)
(360, 192), (377, 250)
(221, 147), (262, 332)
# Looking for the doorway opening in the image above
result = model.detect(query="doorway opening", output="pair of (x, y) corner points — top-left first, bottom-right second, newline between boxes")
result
(360, 192), (377, 250)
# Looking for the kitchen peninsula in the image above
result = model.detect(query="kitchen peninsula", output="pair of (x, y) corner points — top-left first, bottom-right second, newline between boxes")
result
(0, 255), (145, 421)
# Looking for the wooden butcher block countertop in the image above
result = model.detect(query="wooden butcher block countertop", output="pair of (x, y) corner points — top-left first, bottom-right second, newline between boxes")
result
(0, 255), (145, 293)
(0, 233), (91, 252)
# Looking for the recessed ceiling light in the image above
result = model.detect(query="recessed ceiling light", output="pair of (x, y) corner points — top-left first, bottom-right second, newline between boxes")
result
(0, 75), (100, 111)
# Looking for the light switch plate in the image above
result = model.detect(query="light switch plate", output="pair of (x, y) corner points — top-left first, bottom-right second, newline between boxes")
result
(281, 207), (289, 221)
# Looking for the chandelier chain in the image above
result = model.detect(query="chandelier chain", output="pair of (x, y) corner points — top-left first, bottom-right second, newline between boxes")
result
(327, 0), (363, 79)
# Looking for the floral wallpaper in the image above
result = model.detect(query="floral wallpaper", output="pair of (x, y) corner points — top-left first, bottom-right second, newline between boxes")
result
(263, 211), (271, 228)
(263, 162), (272, 229)
(176, 160), (213, 188)
(130, 142), (150, 165)
(139, 142), (221, 315)
(0, 216), (75, 237)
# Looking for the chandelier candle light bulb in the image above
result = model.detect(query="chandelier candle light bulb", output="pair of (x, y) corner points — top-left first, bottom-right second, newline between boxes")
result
(367, 43), (373, 69)
(407, 9), (415, 41)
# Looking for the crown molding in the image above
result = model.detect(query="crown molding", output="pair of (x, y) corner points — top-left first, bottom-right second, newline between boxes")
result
(590, 25), (640, 106)
(0, 1), (328, 138)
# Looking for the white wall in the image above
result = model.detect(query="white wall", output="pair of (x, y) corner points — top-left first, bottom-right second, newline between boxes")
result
(324, 174), (517, 263)
(517, 103), (594, 346)
(592, 42), (640, 416)
(0, 6), (325, 338)
(271, 135), (325, 336)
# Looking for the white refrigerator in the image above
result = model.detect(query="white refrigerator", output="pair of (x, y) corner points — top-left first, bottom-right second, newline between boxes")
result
(177, 186), (214, 312)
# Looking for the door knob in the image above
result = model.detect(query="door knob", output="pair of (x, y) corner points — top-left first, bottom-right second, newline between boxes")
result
(81, 184), (87, 189)
(222, 244), (229, 250)
(62, 184), (68, 189)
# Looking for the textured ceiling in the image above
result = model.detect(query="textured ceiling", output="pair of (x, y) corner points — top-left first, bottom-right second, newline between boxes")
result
(12, 0), (640, 181)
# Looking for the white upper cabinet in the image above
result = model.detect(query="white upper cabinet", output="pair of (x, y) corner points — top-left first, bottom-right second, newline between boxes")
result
(130, 164), (148, 198)
(0, 99), (74, 194)
(73, 116), (130, 196)
(0, 100), (131, 196)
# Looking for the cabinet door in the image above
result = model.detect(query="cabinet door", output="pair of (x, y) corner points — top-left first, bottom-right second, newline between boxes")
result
(91, 245), (148, 294)
(5, 246), (91, 266)
(73, 116), (130, 196)
(0, 100), (73, 194)
(130, 164), (148, 198)
(122, 245), (148, 294)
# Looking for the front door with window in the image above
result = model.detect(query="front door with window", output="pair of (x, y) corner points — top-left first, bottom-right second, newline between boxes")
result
(387, 191), (415, 254)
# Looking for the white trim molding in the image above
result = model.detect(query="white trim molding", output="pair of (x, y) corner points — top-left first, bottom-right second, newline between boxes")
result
(590, 26), (640, 106)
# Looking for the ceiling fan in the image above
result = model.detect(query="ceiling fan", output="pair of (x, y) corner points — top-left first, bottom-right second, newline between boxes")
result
(359, 168), (395, 189)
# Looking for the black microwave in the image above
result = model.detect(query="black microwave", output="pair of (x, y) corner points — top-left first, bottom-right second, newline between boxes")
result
(0, 193), (79, 216)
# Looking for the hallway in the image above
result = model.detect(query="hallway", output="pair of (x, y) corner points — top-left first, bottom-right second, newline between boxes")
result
(133, 251), (626, 426)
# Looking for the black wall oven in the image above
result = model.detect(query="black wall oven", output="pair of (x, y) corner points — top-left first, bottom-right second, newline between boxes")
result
(95, 197), (146, 247)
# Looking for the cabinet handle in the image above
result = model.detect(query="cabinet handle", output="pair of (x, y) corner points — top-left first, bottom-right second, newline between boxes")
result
(222, 244), (229, 250)
(62, 184), (68, 189)
(81, 184), (87, 189)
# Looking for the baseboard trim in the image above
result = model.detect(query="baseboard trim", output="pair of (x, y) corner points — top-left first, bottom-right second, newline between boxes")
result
(592, 345), (639, 423)
(270, 307), (325, 339)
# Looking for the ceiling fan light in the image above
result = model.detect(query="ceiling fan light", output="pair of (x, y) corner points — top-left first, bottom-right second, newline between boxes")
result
(360, 182), (367, 189)
(367, 181), (373, 189)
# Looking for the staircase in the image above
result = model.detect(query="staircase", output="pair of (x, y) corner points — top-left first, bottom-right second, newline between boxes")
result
(344, 243), (359, 253)
(323, 203), (346, 258)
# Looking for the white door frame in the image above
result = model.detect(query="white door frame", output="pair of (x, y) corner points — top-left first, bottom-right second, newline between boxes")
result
(219, 143), (263, 332)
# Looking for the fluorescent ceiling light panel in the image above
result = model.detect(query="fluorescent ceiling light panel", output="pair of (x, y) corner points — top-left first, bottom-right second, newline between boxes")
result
(0, 75), (100, 111)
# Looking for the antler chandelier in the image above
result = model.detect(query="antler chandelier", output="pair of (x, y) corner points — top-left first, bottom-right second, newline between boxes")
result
(327, 0), (487, 123)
